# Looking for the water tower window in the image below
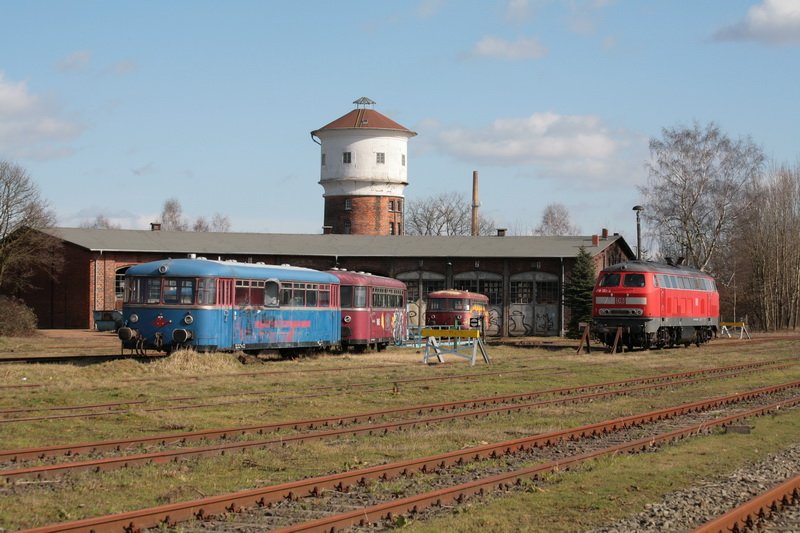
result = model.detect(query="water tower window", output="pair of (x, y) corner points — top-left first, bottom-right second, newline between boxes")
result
(342, 152), (352, 164)
(344, 198), (352, 211)
(344, 220), (352, 234)
(390, 222), (395, 235)
(376, 152), (385, 164)
(388, 200), (395, 212)
(401, 154), (406, 166)
(321, 153), (326, 166)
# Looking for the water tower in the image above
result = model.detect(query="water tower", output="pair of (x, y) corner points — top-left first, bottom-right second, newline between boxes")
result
(311, 97), (416, 235)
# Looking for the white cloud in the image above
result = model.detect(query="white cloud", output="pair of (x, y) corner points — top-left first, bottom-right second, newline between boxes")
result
(427, 111), (646, 186)
(471, 36), (547, 60)
(0, 72), (84, 161)
(713, 0), (800, 45)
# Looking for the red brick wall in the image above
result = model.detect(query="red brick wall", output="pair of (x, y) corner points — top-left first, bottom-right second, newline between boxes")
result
(324, 195), (404, 235)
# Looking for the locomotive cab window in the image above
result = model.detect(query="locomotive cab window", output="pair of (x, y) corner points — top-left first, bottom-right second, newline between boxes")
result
(623, 274), (645, 288)
(598, 273), (621, 287)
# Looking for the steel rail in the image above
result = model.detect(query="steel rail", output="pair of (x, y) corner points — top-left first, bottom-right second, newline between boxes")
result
(691, 474), (800, 533)
(0, 366), (563, 420)
(270, 398), (800, 533)
(0, 359), (785, 463)
(1, 371), (750, 481)
(0, 362), (412, 392)
(14, 383), (800, 533)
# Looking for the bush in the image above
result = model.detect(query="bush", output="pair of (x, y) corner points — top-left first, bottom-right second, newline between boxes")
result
(0, 296), (38, 336)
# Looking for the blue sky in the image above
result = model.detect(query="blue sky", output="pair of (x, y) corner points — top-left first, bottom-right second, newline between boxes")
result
(1, 0), (798, 243)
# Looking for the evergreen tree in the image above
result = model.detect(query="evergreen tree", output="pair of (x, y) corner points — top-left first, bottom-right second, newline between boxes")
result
(564, 247), (596, 337)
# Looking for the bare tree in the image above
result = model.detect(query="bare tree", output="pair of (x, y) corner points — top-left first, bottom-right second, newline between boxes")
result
(160, 199), (231, 232)
(737, 164), (800, 330)
(159, 198), (188, 231)
(533, 203), (581, 236)
(192, 213), (231, 232)
(80, 215), (121, 229)
(405, 192), (495, 236)
(640, 122), (764, 271)
(0, 161), (63, 293)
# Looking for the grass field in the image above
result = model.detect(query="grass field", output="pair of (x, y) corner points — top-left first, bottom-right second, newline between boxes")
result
(0, 331), (799, 531)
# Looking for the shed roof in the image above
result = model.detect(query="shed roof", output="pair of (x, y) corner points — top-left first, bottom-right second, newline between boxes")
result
(43, 228), (633, 260)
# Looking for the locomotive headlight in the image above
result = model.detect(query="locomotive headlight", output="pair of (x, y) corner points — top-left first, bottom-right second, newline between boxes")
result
(429, 314), (436, 319)
(129, 313), (139, 324)
(343, 315), (352, 323)
(456, 314), (462, 320)
(183, 314), (194, 325)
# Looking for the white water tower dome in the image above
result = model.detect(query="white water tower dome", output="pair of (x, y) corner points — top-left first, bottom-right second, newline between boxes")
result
(310, 97), (417, 199)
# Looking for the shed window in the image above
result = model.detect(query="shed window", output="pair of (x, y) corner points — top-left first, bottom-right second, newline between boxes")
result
(343, 152), (352, 164)
(376, 152), (385, 164)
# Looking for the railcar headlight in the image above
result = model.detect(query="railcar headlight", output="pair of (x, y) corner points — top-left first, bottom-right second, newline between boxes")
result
(343, 315), (352, 323)
(184, 314), (194, 325)
(129, 313), (139, 324)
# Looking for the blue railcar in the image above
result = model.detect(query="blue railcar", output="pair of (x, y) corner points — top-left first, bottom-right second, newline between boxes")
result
(118, 258), (341, 354)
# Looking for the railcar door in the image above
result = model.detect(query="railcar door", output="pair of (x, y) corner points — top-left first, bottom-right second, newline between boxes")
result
(216, 279), (235, 350)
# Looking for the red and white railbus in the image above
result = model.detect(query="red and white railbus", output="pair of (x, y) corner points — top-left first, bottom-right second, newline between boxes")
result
(424, 289), (489, 330)
(328, 269), (407, 352)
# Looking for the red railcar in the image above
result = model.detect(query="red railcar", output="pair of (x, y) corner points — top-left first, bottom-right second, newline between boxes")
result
(328, 269), (407, 352)
(424, 290), (489, 330)
(592, 261), (719, 350)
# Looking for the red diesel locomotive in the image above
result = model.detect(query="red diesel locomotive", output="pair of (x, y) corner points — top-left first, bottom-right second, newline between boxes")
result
(592, 261), (719, 350)
(328, 269), (407, 352)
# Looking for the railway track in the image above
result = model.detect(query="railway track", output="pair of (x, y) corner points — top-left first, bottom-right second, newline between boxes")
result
(0, 359), (785, 471)
(15, 381), (800, 533)
(692, 474), (800, 533)
(0, 366), (567, 423)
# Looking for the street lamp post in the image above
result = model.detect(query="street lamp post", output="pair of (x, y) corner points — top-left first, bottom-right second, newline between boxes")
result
(632, 205), (644, 260)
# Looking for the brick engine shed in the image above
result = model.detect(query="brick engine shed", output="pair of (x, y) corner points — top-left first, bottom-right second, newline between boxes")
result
(24, 227), (633, 337)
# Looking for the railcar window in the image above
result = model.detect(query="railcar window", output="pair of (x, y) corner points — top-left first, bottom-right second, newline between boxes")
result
(623, 274), (646, 288)
(340, 286), (353, 308)
(319, 286), (331, 307)
(669, 275), (678, 288)
(163, 280), (178, 303)
(292, 284), (306, 306)
(264, 281), (279, 307)
(235, 280), (251, 305)
(197, 279), (216, 305)
(451, 299), (464, 311)
(427, 298), (447, 311)
(306, 286), (318, 307)
(126, 277), (153, 304)
(146, 278), (161, 303)
(598, 273), (621, 287)
(353, 286), (367, 308)
(281, 286), (292, 306)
